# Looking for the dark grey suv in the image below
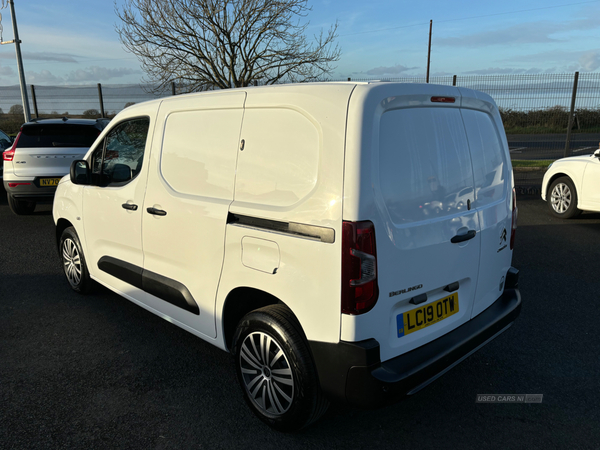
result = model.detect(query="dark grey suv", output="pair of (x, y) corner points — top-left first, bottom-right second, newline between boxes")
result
(2, 118), (109, 214)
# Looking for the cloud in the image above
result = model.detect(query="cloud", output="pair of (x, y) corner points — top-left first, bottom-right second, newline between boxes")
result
(436, 15), (600, 48)
(26, 70), (64, 84)
(363, 64), (419, 76)
(0, 65), (14, 76)
(499, 49), (600, 72)
(503, 50), (581, 65)
(462, 67), (545, 75)
(64, 66), (140, 83)
(0, 53), (79, 63)
(437, 23), (559, 48)
(579, 51), (600, 71)
(24, 52), (79, 63)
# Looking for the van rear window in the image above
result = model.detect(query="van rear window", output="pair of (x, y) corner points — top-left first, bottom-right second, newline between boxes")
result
(461, 109), (506, 207)
(378, 107), (474, 224)
(18, 124), (99, 148)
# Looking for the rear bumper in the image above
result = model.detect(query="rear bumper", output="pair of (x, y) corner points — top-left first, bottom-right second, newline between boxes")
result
(309, 272), (521, 408)
(4, 178), (59, 199)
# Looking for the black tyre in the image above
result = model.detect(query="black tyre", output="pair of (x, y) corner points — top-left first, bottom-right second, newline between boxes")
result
(7, 193), (36, 215)
(548, 176), (582, 219)
(233, 304), (329, 432)
(59, 227), (93, 294)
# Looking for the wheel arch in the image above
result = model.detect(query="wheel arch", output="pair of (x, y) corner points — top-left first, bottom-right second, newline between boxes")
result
(222, 287), (300, 352)
(546, 172), (576, 198)
(55, 218), (74, 254)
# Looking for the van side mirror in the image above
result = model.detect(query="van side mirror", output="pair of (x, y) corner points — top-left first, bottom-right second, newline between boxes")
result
(594, 149), (600, 159)
(70, 160), (91, 185)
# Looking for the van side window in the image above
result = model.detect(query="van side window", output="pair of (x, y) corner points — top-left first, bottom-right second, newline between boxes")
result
(91, 117), (150, 187)
(91, 140), (104, 176)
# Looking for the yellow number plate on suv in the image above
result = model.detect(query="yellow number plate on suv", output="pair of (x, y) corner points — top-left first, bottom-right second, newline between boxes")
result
(397, 293), (459, 337)
(39, 177), (61, 187)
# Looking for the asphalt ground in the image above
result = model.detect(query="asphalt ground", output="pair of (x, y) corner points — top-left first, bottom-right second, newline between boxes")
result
(508, 133), (600, 160)
(1, 191), (599, 449)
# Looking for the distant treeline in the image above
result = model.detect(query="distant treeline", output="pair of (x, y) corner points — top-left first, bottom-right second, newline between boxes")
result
(500, 106), (600, 135)
(0, 108), (119, 135)
(1, 105), (599, 136)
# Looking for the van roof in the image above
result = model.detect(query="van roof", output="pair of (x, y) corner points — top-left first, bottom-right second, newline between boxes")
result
(120, 81), (490, 116)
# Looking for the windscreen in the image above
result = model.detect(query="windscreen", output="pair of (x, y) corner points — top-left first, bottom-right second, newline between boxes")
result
(18, 124), (99, 148)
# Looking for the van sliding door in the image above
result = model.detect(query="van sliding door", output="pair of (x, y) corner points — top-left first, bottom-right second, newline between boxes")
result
(140, 92), (246, 338)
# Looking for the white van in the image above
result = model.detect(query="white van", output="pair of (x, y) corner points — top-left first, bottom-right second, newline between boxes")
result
(53, 82), (521, 431)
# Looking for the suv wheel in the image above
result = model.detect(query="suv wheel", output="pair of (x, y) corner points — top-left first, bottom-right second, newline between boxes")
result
(233, 304), (329, 432)
(59, 227), (93, 294)
(7, 194), (36, 215)
(548, 176), (582, 219)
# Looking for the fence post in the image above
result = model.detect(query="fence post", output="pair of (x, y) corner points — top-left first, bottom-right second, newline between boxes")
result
(97, 83), (106, 118)
(564, 71), (579, 158)
(426, 20), (432, 83)
(172, 82), (176, 96)
(30, 85), (39, 118)
(452, 75), (457, 87)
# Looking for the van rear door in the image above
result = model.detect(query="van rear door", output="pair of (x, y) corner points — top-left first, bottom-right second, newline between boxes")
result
(459, 93), (514, 318)
(371, 103), (481, 362)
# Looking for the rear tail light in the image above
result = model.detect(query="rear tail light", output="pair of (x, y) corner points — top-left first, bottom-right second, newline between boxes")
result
(8, 182), (31, 187)
(510, 188), (518, 250)
(3, 130), (22, 162)
(342, 221), (379, 315)
(2, 147), (14, 161)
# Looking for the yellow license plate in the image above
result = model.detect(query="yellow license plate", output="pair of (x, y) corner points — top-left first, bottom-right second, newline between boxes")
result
(39, 178), (61, 187)
(397, 293), (459, 337)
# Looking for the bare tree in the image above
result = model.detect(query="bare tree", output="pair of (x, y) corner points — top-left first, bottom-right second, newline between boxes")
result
(115, 0), (341, 91)
(9, 104), (23, 115)
(83, 108), (101, 117)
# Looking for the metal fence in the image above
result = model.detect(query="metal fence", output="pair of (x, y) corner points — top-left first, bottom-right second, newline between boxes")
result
(2, 73), (599, 188)
(0, 83), (170, 121)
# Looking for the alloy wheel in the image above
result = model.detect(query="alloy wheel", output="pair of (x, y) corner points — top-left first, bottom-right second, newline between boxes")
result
(550, 182), (571, 214)
(62, 238), (82, 287)
(239, 331), (294, 417)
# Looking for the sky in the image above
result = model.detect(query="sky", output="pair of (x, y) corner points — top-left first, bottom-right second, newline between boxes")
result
(0, 0), (599, 87)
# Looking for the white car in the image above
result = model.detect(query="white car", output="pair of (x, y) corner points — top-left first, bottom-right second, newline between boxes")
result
(541, 149), (600, 218)
(53, 82), (521, 431)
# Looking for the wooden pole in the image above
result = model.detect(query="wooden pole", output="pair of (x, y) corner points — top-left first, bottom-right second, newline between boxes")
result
(426, 20), (432, 83)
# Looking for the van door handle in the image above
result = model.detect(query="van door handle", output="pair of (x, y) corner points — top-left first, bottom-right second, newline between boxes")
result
(146, 207), (167, 216)
(451, 229), (476, 243)
(122, 203), (138, 211)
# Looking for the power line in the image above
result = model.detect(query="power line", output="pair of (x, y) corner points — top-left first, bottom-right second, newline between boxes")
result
(339, 0), (600, 37)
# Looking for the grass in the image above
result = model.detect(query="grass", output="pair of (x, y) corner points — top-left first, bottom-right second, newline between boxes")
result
(504, 126), (600, 135)
(511, 160), (554, 168)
